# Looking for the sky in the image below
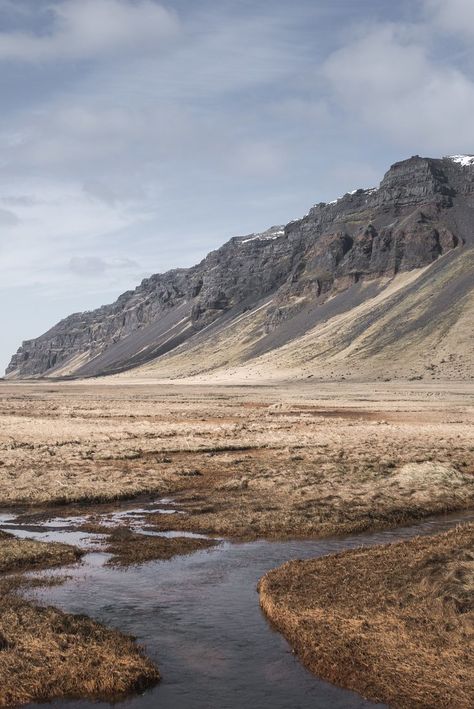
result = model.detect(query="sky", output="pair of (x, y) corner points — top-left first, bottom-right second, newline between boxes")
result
(1, 0), (474, 373)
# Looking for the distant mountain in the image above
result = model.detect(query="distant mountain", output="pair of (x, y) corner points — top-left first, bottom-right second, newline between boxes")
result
(6, 155), (474, 381)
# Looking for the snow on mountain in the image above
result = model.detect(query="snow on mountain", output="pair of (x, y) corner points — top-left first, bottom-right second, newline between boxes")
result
(447, 155), (474, 167)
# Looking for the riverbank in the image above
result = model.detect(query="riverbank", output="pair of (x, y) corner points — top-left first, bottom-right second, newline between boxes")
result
(259, 522), (474, 709)
(0, 533), (159, 707)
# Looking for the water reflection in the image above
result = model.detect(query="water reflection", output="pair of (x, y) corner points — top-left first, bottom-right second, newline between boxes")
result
(1, 505), (471, 709)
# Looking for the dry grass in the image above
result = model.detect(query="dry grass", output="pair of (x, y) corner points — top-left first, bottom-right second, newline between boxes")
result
(146, 459), (473, 540)
(258, 523), (474, 709)
(0, 381), (473, 540)
(0, 531), (159, 707)
(0, 597), (159, 707)
(0, 380), (472, 706)
(0, 531), (82, 573)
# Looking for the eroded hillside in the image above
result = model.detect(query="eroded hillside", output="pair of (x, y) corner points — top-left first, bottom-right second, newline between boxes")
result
(6, 155), (474, 380)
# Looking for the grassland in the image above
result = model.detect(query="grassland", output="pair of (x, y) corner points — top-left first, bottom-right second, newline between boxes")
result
(0, 530), (82, 573)
(0, 379), (473, 707)
(0, 380), (472, 538)
(259, 522), (474, 709)
(0, 595), (159, 707)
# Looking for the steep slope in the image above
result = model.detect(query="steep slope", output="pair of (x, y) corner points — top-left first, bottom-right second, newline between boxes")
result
(6, 155), (474, 380)
(120, 247), (473, 382)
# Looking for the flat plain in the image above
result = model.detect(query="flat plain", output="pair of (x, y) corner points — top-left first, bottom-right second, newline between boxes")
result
(0, 378), (472, 707)
(0, 379), (473, 535)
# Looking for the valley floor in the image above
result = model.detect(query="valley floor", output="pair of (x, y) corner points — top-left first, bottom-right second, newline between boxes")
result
(0, 379), (472, 706)
(0, 379), (472, 534)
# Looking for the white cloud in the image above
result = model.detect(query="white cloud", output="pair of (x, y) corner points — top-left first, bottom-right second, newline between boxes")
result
(0, 0), (180, 62)
(424, 0), (474, 38)
(0, 207), (19, 226)
(4, 0), (474, 374)
(69, 256), (107, 276)
(322, 22), (474, 153)
(0, 178), (136, 289)
(0, 195), (39, 207)
(68, 255), (140, 277)
(229, 141), (287, 178)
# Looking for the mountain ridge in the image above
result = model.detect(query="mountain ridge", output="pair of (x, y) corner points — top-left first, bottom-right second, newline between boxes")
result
(6, 154), (474, 381)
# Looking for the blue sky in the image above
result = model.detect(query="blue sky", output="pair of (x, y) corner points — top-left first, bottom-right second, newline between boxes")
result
(1, 0), (474, 372)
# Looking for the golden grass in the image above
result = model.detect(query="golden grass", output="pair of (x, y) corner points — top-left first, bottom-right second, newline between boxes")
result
(146, 458), (473, 540)
(0, 597), (159, 707)
(0, 531), (82, 573)
(0, 381), (472, 706)
(0, 382), (473, 540)
(258, 523), (474, 709)
(0, 531), (159, 706)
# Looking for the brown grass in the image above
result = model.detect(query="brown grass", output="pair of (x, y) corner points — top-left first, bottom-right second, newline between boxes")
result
(0, 532), (159, 706)
(0, 381), (472, 705)
(0, 597), (159, 707)
(0, 531), (82, 573)
(0, 381), (472, 540)
(146, 459), (473, 540)
(258, 523), (474, 709)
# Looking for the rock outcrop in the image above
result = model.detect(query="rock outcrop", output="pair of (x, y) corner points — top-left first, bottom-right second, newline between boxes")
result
(6, 155), (474, 379)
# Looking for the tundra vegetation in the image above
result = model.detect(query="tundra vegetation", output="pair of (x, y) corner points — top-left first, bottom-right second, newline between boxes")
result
(258, 523), (474, 709)
(0, 379), (472, 707)
(0, 531), (159, 707)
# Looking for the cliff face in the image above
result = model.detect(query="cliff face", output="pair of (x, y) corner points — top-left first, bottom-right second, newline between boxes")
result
(6, 155), (474, 379)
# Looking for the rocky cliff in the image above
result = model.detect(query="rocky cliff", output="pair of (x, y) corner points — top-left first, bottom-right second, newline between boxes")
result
(6, 155), (474, 379)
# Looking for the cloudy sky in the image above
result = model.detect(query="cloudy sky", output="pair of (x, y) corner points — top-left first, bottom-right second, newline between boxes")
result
(1, 0), (473, 372)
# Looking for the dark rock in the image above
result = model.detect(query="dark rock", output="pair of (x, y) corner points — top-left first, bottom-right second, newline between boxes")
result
(6, 155), (474, 379)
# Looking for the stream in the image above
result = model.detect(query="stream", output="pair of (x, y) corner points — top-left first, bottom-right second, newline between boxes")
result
(1, 502), (472, 709)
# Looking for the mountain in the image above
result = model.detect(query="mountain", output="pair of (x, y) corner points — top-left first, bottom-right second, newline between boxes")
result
(6, 154), (474, 382)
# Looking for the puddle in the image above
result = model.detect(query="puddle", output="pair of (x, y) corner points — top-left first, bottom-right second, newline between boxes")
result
(0, 512), (16, 525)
(135, 528), (220, 540)
(0, 499), (190, 549)
(1, 503), (471, 709)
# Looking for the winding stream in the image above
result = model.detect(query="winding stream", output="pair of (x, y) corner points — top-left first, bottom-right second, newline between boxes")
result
(1, 503), (472, 709)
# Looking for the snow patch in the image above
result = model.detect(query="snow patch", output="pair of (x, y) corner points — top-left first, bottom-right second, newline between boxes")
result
(239, 226), (284, 244)
(447, 154), (474, 167)
(327, 186), (377, 207)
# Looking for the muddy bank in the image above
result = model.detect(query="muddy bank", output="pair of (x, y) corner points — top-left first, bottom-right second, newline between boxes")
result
(259, 522), (474, 709)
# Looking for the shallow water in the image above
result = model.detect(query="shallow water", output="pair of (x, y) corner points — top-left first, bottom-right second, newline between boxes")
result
(1, 505), (472, 709)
